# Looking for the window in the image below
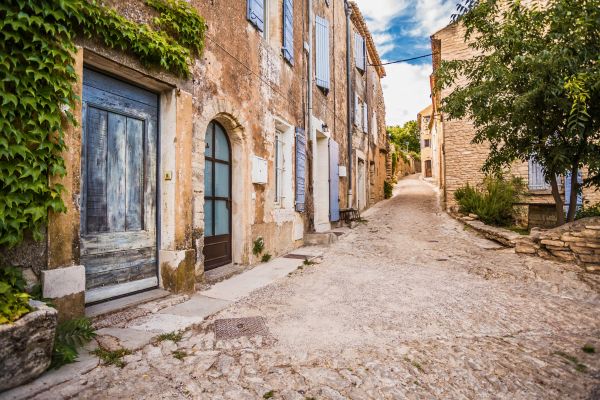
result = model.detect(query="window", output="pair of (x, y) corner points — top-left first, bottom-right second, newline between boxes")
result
(423, 116), (430, 127)
(274, 131), (285, 204)
(354, 32), (365, 71)
(282, 0), (293, 64)
(424, 139), (431, 148)
(247, 0), (266, 33)
(528, 159), (550, 190)
(315, 16), (330, 90)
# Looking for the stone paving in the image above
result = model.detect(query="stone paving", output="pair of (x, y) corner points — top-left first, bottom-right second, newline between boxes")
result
(23, 176), (600, 399)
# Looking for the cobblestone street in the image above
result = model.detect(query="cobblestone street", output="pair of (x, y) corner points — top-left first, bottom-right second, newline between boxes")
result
(46, 176), (600, 399)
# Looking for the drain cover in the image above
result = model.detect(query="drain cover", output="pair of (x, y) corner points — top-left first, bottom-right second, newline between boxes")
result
(283, 254), (310, 259)
(214, 317), (269, 340)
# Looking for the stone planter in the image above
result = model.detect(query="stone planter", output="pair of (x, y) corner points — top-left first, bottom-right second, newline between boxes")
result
(0, 300), (58, 392)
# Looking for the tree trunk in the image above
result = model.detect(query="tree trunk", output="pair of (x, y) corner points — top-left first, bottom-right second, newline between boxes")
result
(566, 166), (579, 223)
(550, 174), (565, 226)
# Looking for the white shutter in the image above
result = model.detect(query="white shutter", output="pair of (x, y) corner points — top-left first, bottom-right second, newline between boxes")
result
(362, 103), (368, 133)
(315, 16), (330, 90)
(354, 33), (365, 71)
(354, 94), (360, 126)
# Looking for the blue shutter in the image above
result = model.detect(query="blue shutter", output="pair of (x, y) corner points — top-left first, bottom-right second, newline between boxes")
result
(355, 33), (365, 71)
(564, 170), (583, 215)
(247, 0), (265, 32)
(282, 0), (294, 64)
(295, 127), (306, 212)
(329, 139), (340, 222)
(315, 16), (330, 90)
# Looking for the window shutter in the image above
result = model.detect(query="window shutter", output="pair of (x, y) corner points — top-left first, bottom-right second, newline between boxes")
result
(282, 0), (294, 64)
(362, 103), (368, 133)
(528, 159), (549, 190)
(355, 33), (365, 71)
(295, 127), (306, 212)
(247, 0), (265, 32)
(315, 16), (330, 90)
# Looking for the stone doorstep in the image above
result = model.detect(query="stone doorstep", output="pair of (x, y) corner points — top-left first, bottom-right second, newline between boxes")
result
(3, 246), (324, 400)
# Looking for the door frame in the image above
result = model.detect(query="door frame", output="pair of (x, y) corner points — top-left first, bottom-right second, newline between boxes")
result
(80, 65), (161, 304)
(203, 121), (233, 270)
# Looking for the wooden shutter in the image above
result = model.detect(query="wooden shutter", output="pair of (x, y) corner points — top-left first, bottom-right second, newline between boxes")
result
(247, 0), (265, 32)
(354, 94), (360, 126)
(528, 159), (549, 190)
(355, 33), (365, 71)
(362, 103), (368, 133)
(282, 0), (294, 64)
(295, 127), (306, 212)
(315, 16), (330, 90)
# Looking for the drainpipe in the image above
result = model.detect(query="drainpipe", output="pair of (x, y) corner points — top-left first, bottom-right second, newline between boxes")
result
(345, 0), (353, 208)
(307, 0), (316, 229)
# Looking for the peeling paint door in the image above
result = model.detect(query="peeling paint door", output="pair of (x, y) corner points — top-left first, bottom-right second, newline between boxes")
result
(80, 68), (158, 304)
(203, 121), (232, 270)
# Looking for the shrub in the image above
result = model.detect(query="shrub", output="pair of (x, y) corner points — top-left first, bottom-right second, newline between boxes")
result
(261, 253), (272, 263)
(0, 267), (32, 324)
(454, 175), (525, 227)
(384, 181), (394, 199)
(576, 202), (600, 220)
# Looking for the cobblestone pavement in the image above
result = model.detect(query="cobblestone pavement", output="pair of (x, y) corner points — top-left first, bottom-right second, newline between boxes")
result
(48, 176), (599, 399)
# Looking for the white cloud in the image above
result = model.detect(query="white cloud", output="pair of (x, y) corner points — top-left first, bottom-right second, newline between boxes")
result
(408, 0), (455, 37)
(381, 62), (432, 126)
(353, 0), (410, 33)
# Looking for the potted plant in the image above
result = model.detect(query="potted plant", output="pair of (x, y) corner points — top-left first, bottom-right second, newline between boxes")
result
(0, 267), (58, 391)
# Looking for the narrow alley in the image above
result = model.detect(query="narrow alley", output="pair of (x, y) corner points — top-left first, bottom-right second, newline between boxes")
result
(32, 176), (600, 400)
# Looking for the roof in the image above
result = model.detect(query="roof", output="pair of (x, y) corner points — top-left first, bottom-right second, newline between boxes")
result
(349, 2), (386, 78)
(417, 104), (433, 117)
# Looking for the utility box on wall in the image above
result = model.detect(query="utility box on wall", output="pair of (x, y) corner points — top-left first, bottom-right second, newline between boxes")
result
(339, 166), (347, 177)
(252, 156), (268, 184)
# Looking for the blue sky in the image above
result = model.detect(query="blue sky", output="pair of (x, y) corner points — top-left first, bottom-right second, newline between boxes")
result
(354, 0), (457, 125)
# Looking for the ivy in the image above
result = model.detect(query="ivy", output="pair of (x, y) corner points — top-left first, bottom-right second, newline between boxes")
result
(0, 0), (205, 247)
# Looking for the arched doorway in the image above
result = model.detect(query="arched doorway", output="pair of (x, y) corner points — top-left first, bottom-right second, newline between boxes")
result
(204, 121), (232, 270)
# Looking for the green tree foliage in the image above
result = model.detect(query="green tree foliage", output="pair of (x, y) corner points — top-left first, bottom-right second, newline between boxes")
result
(0, 267), (31, 324)
(0, 0), (205, 247)
(387, 121), (420, 154)
(436, 0), (600, 226)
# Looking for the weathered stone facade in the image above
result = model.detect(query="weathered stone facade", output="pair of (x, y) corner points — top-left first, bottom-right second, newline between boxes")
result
(516, 217), (600, 273)
(0, 0), (388, 318)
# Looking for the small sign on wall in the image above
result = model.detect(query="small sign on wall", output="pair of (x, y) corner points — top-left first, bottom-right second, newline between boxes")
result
(338, 165), (347, 177)
(252, 156), (268, 184)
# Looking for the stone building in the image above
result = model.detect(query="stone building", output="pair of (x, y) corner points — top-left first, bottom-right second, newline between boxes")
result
(0, 0), (387, 318)
(429, 20), (599, 227)
(418, 105), (435, 181)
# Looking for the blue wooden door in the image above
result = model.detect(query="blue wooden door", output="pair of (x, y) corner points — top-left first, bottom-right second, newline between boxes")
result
(81, 69), (158, 303)
(329, 139), (340, 222)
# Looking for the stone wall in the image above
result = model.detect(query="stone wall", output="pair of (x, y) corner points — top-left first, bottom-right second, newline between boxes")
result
(516, 217), (600, 273)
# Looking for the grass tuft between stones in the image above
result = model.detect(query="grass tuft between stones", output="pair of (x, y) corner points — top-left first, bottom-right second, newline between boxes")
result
(262, 390), (275, 399)
(172, 350), (187, 360)
(92, 348), (132, 368)
(554, 351), (588, 373)
(582, 344), (595, 354)
(156, 331), (183, 343)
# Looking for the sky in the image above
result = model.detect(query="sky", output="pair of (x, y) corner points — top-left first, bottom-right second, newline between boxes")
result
(354, 0), (458, 126)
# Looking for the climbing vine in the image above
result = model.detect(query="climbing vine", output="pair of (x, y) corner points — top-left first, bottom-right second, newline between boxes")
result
(0, 0), (205, 247)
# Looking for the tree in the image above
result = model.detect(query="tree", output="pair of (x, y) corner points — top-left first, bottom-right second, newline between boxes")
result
(387, 121), (420, 154)
(436, 0), (600, 225)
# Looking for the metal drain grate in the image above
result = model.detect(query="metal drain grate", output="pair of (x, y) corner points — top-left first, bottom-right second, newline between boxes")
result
(283, 254), (310, 259)
(214, 317), (269, 340)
